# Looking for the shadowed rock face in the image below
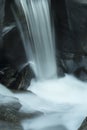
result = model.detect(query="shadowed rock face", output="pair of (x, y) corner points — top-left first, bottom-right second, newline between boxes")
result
(0, 0), (5, 62)
(52, 0), (87, 54)
(51, 0), (87, 80)
(3, 0), (28, 70)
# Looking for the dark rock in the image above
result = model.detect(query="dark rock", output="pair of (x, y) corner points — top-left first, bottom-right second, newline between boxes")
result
(0, 0), (5, 37)
(0, 65), (17, 87)
(0, 0), (5, 62)
(0, 64), (34, 90)
(66, 0), (87, 54)
(1, 0), (28, 71)
(3, 27), (27, 70)
(56, 55), (65, 77)
(13, 65), (35, 90)
(74, 67), (87, 81)
(58, 52), (87, 81)
(52, 0), (87, 80)
(78, 117), (87, 130)
(4, 0), (15, 25)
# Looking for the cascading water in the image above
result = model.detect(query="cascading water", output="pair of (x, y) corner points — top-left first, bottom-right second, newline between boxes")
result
(12, 0), (57, 80)
(1, 0), (87, 130)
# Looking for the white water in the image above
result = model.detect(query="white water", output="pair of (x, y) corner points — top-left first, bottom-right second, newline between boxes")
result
(1, 75), (87, 130)
(13, 0), (57, 79)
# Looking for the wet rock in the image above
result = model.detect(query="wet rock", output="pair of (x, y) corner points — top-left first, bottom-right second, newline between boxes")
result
(13, 65), (35, 90)
(0, 121), (23, 130)
(0, 64), (34, 90)
(74, 67), (87, 81)
(58, 52), (87, 81)
(0, 65), (17, 87)
(56, 54), (65, 77)
(52, 0), (87, 80)
(78, 117), (87, 130)
(0, 94), (21, 122)
(60, 52), (82, 74)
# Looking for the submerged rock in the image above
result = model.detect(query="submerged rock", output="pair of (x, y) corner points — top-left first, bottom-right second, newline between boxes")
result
(0, 120), (23, 130)
(0, 94), (21, 122)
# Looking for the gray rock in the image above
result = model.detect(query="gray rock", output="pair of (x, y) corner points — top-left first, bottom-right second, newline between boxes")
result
(78, 117), (87, 130)
(0, 94), (22, 122)
(0, 64), (35, 90)
(0, 120), (23, 130)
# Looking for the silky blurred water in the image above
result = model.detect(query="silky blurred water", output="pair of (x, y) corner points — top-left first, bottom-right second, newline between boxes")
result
(14, 75), (87, 130)
(13, 0), (57, 79)
(1, 75), (87, 130)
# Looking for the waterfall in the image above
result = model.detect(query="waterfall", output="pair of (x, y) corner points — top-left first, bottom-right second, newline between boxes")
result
(12, 0), (57, 80)
(10, 1), (87, 130)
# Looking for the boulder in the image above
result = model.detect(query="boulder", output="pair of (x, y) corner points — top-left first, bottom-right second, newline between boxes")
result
(52, 0), (87, 80)
(0, 64), (35, 90)
(13, 65), (35, 90)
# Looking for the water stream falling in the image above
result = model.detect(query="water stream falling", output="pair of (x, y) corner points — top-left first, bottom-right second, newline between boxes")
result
(12, 0), (57, 80)
(1, 0), (87, 130)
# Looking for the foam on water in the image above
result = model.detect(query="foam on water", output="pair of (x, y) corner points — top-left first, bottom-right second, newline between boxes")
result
(26, 75), (87, 130)
(0, 75), (87, 130)
(15, 75), (87, 130)
(29, 74), (87, 104)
